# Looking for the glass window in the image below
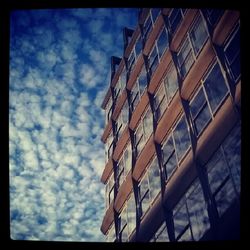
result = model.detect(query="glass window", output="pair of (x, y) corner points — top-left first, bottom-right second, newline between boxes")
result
(143, 15), (152, 41)
(190, 15), (208, 55)
(206, 149), (236, 217)
(119, 206), (128, 242)
(151, 222), (169, 242)
(177, 14), (209, 78)
(128, 50), (135, 73)
(162, 135), (177, 180)
(224, 25), (240, 83)
(119, 68), (127, 91)
(139, 175), (150, 216)
(148, 158), (161, 200)
(106, 223), (116, 242)
(149, 45), (159, 75)
(134, 108), (153, 158)
(177, 37), (195, 77)
(143, 108), (153, 141)
(173, 178), (210, 241)
(105, 98), (112, 124)
(203, 63), (228, 113)
(124, 143), (132, 175)
(131, 81), (140, 112)
(169, 9), (183, 35)
(105, 173), (114, 209)
(127, 195), (136, 236)
(173, 116), (191, 161)
(157, 27), (169, 59)
(164, 63), (178, 102)
(190, 87), (211, 136)
(186, 180), (210, 241)
(105, 132), (113, 162)
(117, 143), (132, 188)
(135, 36), (142, 58)
(154, 83), (167, 121)
(121, 100), (129, 126)
(222, 122), (241, 194)
(205, 9), (224, 27)
(173, 197), (191, 241)
(138, 65), (148, 94)
(151, 8), (161, 23)
(139, 157), (161, 218)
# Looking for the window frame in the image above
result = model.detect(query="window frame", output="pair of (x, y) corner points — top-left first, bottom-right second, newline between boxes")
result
(105, 172), (115, 210)
(138, 156), (161, 219)
(168, 8), (185, 35)
(134, 107), (153, 159)
(130, 65), (147, 112)
(148, 26), (169, 76)
(127, 35), (142, 74)
(177, 13), (209, 78)
(223, 23), (241, 83)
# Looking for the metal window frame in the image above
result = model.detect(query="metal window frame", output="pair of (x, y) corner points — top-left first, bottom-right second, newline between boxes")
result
(224, 23), (241, 83)
(189, 85), (212, 137)
(164, 62), (179, 104)
(189, 13), (209, 57)
(172, 114), (192, 164)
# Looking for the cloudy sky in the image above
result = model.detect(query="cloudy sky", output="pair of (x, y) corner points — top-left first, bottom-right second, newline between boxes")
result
(9, 8), (138, 241)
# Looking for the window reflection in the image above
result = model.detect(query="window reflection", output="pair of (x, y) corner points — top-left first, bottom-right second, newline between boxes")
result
(190, 87), (211, 136)
(205, 122), (240, 217)
(203, 63), (228, 113)
(224, 24), (240, 83)
(173, 179), (210, 241)
(173, 116), (191, 161)
(139, 157), (161, 218)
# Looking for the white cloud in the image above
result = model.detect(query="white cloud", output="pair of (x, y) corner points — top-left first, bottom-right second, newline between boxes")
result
(9, 7), (137, 242)
(79, 63), (102, 89)
(88, 19), (104, 34)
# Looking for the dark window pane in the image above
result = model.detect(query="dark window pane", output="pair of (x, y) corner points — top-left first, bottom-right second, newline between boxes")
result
(190, 88), (207, 118)
(178, 38), (194, 77)
(174, 197), (189, 240)
(190, 88), (211, 136)
(178, 227), (192, 241)
(190, 15), (208, 55)
(225, 27), (240, 82)
(155, 222), (169, 242)
(127, 196), (136, 235)
(162, 135), (174, 164)
(164, 152), (177, 180)
(164, 64), (178, 101)
(138, 65), (147, 94)
(135, 37), (142, 58)
(169, 9), (183, 34)
(173, 116), (191, 161)
(204, 63), (228, 112)
(206, 148), (236, 217)
(214, 178), (236, 217)
(223, 122), (241, 194)
(205, 9), (224, 27)
(157, 28), (169, 59)
(207, 149), (229, 194)
(148, 158), (161, 199)
(149, 46), (159, 75)
(151, 8), (161, 23)
(143, 15), (152, 41)
(141, 190), (150, 216)
(186, 180), (210, 240)
(193, 105), (211, 136)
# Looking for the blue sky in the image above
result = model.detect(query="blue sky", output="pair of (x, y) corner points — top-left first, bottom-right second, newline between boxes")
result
(9, 8), (138, 241)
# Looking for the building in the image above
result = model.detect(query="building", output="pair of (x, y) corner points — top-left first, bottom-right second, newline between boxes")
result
(100, 8), (241, 242)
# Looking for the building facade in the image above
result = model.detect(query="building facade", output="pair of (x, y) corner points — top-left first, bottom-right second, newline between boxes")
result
(100, 8), (241, 242)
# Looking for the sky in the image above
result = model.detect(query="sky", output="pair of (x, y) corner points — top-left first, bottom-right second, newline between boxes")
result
(9, 8), (138, 241)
